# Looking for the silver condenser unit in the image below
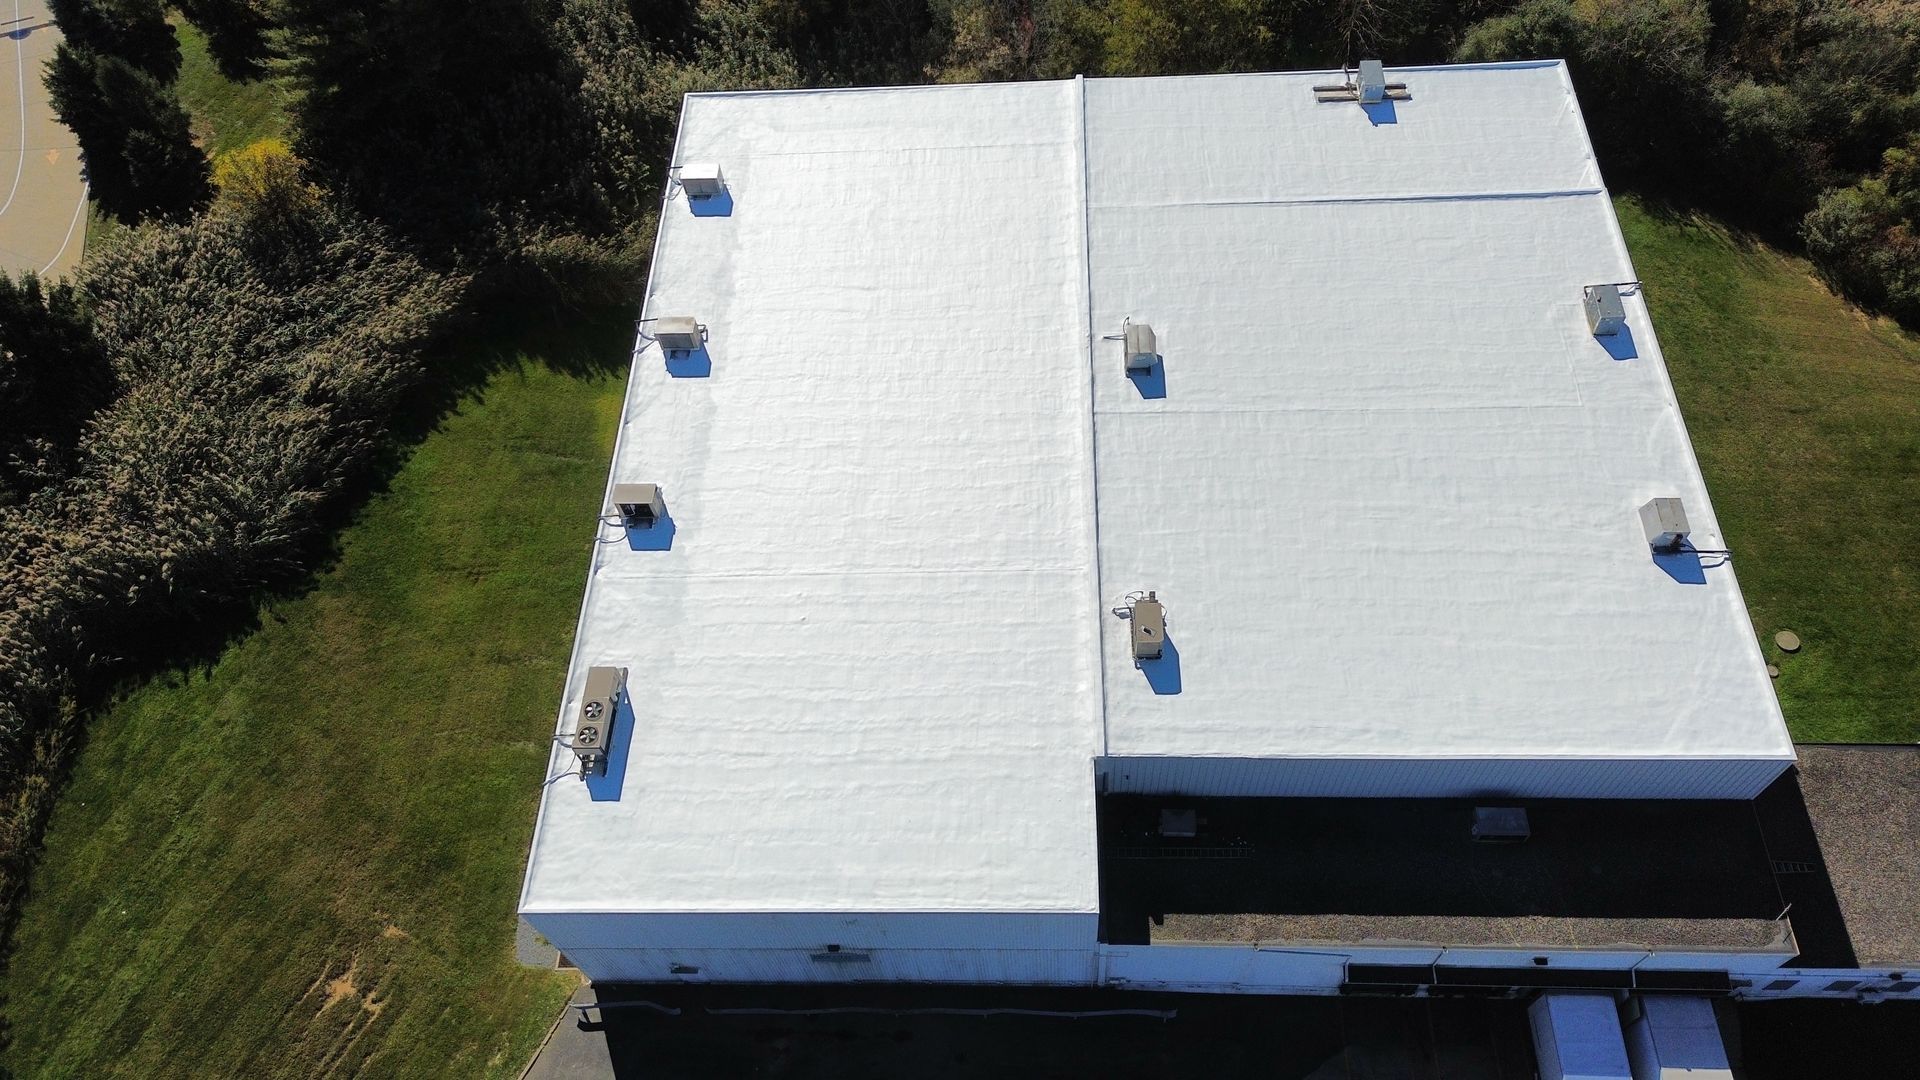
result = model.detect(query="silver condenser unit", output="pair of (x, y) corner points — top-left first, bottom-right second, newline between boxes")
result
(573, 665), (628, 776)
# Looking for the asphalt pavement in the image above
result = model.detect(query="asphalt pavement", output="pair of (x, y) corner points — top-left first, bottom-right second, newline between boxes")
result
(0, 0), (87, 279)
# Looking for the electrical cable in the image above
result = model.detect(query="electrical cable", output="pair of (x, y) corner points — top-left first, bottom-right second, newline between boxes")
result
(542, 765), (585, 787)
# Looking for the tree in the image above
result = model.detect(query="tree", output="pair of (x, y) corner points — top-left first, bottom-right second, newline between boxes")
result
(45, 0), (180, 82)
(0, 273), (110, 504)
(1804, 138), (1920, 324)
(1455, 0), (1724, 200)
(44, 45), (211, 222)
(278, 0), (605, 258)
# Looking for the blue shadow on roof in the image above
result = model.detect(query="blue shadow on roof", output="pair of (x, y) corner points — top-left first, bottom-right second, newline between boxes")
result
(688, 190), (734, 218)
(1597, 325), (1639, 361)
(1138, 636), (1183, 695)
(625, 512), (676, 552)
(1652, 542), (1713, 585)
(1362, 99), (1398, 126)
(665, 343), (712, 378)
(1127, 357), (1167, 400)
(585, 691), (636, 802)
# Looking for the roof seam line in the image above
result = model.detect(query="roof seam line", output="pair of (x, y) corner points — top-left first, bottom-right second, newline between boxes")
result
(1075, 74), (1110, 764)
(1089, 186), (1608, 212)
(590, 566), (1089, 582)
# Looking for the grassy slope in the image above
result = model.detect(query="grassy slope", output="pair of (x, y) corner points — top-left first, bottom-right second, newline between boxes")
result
(0, 342), (625, 1077)
(1620, 197), (1920, 742)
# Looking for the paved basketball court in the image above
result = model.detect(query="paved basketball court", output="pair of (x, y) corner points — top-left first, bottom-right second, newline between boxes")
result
(0, 0), (87, 279)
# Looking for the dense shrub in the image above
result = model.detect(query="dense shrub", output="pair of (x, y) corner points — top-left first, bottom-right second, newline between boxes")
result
(0, 185), (463, 920)
(1804, 138), (1920, 323)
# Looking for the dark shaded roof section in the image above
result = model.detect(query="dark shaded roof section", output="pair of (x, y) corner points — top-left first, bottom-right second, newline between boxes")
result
(1098, 793), (1804, 950)
(1789, 745), (1920, 967)
(1152, 913), (1792, 952)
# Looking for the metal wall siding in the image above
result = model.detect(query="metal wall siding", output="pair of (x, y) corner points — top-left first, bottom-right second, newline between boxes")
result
(562, 947), (1098, 985)
(1099, 756), (1791, 799)
(523, 911), (1097, 951)
(1642, 949), (1795, 971)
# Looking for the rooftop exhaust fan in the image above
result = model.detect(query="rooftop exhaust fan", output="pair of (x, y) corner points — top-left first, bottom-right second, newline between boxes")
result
(1314, 60), (1409, 104)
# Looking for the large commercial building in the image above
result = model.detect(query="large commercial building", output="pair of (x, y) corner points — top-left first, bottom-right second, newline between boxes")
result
(519, 63), (1913, 1002)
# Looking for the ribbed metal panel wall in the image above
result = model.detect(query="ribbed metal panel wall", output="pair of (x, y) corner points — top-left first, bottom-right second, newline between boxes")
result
(563, 947), (1098, 985)
(523, 911), (1097, 951)
(521, 911), (1101, 985)
(1098, 756), (1792, 799)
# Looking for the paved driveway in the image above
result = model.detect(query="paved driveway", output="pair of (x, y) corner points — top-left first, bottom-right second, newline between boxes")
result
(0, 0), (86, 279)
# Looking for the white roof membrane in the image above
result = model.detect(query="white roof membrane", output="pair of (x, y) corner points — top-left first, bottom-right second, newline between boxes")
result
(522, 63), (1793, 920)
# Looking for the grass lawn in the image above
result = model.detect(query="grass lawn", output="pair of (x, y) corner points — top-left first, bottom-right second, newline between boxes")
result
(1620, 197), (1920, 743)
(172, 19), (296, 157)
(0, 319), (629, 1078)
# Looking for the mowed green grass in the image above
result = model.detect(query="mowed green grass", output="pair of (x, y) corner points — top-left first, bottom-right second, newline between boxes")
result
(1619, 197), (1920, 742)
(0, 333), (627, 1077)
(172, 19), (295, 157)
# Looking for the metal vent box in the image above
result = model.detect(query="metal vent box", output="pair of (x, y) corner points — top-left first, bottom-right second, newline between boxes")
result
(612, 483), (665, 528)
(1471, 806), (1530, 842)
(1159, 809), (1198, 838)
(655, 316), (702, 353)
(1584, 284), (1626, 336)
(679, 162), (725, 198)
(1638, 497), (1690, 551)
(1131, 594), (1165, 661)
(1125, 323), (1158, 372)
(1357, 60), (1387, 104)
(575, 665), (628, 775)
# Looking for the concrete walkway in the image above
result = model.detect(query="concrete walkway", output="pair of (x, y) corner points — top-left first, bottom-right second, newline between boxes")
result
(0, 0), (87, 279)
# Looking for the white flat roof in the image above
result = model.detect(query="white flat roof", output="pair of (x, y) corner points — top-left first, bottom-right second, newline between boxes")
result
(521, 63), (1793, 917)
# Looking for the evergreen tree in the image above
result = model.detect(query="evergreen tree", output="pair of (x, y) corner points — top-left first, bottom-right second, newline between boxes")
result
(279, 0), (603, 256)
(45, 45), (211, 222)
(45, 0), (181, 82)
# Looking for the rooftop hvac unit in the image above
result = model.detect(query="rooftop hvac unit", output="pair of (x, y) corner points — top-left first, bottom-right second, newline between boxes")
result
(1125, 322), (1158, 372)
(654, 316), (704, 354)
(1357, 60), (1387, 104)
(678, 162), (725, 199)
(573, 665), (627, 776)
(1638, 497), (1690, 553)
(1131, 592), (1165, 661)
(612, 483), (665, 529)
(1584, 284), (1627, 337)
